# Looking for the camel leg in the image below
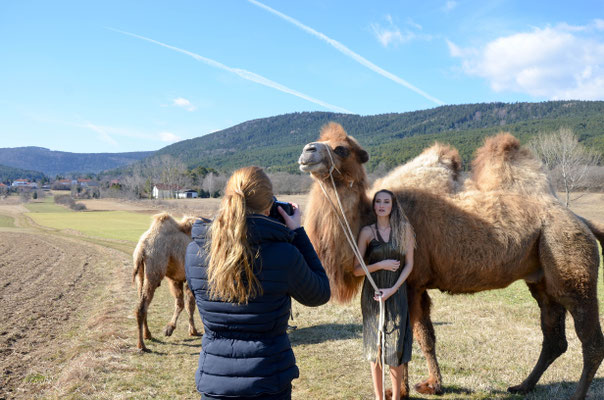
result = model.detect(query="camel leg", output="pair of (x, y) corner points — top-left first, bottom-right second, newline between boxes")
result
(184, 283), (200, 336)
(508, 282), (568, 394)
(143, 313), (151, 339)
(164, 278), (184, 337)
(567, 296), (604, 400)
(410, 290), (443, 395)
(135, 281), (157, 352)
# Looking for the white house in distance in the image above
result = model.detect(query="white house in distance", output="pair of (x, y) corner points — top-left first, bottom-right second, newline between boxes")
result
(177, 189), (198, 199)
(152, 184), (181, 199)
(11, 179), (38, 189)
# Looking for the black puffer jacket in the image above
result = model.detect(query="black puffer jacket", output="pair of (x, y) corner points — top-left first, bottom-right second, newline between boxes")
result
(185, 215), (330, 398)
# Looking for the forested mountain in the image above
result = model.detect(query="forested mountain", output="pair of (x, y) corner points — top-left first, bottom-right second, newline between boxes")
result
(0, 164), (47, 183)
(150, 100), (604, 173)
(8, 101), (603, 178)
(0, 147), (153, 176)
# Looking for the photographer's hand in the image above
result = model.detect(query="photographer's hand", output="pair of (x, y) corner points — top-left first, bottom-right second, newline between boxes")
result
(278, 202), (301, 230)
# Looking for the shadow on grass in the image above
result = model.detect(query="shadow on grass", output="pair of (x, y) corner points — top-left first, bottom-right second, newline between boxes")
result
(289, 323), (361, 346)
(433, 377), (604, 399)
(142, 336), (200, 354)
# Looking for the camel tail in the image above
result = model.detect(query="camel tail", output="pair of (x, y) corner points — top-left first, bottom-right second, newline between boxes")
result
(132, 243), (145, 288)
(578, 216), (604, 276)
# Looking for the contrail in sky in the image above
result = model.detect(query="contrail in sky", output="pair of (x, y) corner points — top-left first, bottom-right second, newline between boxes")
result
(107, 28), (352, 114)
(247, 0), (444, 105)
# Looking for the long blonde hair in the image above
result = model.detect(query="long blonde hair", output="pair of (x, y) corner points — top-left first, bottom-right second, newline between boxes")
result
(207, 166), (274, 304)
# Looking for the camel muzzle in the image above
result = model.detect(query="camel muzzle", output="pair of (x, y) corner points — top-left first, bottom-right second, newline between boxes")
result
(298, 142), (325, 172)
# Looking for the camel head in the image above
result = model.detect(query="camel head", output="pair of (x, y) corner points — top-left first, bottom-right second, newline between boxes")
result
(298, 122), (371, 303)
(178, 216), (197, 236)
(298, 122), (369, 186)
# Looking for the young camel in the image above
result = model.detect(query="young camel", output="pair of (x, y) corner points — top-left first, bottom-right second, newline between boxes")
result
(133, 213), (201, 352)
(298, 122), (604, 400)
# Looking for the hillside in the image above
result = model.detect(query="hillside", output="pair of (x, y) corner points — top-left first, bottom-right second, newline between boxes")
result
(0, 164), (47, 183)
(150, 100), (604, 173)
(0, 147), (153, 176)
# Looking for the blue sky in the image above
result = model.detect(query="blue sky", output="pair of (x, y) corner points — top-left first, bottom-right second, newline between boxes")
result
(1, 0), (603, 153)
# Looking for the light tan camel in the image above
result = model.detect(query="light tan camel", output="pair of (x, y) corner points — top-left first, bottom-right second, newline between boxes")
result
(132, 213), (200, 352)
(298, 122), (604, 400)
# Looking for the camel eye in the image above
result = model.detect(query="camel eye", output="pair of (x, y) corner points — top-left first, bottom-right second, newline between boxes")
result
(333, 146), (350, 158)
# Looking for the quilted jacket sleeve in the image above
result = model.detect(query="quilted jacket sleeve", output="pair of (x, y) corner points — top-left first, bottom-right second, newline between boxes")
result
(286, 227), (330, 306)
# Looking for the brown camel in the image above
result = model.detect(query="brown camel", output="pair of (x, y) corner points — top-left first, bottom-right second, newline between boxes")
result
(132, 213), (201, 352)
(298, 122), (604, 400)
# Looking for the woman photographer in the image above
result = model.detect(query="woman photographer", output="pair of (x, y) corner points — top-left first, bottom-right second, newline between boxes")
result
(185, 166), (330, 400)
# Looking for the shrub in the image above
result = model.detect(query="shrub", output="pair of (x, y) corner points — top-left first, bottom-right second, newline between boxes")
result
(54, 194), (87, 211)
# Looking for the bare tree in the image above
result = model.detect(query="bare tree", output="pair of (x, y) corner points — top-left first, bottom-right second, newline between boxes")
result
(529, 128), (601, 206)
(202, 173), (227, 197)
(267, 172), (312, 195)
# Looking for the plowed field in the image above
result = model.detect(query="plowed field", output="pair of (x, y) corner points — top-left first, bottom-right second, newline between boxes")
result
(0, 231), (121, 399)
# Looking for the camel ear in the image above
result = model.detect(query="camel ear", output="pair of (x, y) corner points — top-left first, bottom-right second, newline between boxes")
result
(358, 149), (369, 164)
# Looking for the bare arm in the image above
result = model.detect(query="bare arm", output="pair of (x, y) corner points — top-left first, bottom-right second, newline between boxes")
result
(352, 226), (400, 277)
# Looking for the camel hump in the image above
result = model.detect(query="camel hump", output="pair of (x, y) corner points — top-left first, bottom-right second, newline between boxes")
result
(153, 212), (174, 223)
(473, 132), (521, 166)
(470, 132), (551, 193)
(423, 142), (462, 175)
(484, 132), (520, 158)
(319, 122), (348, 141)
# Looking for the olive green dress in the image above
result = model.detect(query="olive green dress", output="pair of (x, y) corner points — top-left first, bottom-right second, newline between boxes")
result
(361, 226), (412, 366)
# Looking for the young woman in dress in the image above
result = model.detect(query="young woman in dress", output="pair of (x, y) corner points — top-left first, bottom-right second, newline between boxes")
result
(354, 189), (415, 400)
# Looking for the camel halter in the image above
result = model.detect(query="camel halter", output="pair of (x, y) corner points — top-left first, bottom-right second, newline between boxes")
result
(315, 142), (387, 400)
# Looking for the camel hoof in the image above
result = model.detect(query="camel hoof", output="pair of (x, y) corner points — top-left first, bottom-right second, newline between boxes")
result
(137, 345), (151, 353)
(189, 329), (201, 337)
(414, 379), (442, 395)
(164, 325), (175, 336)
(385, 388), (409, 400)
(144, 331), (153, 340)
(507, 384), (530, 394)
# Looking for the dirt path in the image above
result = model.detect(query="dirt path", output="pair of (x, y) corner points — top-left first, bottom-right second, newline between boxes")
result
(0, 231), (127, 399)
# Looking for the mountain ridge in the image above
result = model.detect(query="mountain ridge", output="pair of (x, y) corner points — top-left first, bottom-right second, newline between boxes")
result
(0, 147), (153, 176)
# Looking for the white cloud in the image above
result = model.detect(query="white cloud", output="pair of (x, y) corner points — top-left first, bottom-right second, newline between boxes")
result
(173, 97), (196, 111)
(442, 1), (458, 12)
(371, 23), (409, 47)
(447, 22), (604, 100)
(371, 15), (431, 48)
(159, 132), (181, 143)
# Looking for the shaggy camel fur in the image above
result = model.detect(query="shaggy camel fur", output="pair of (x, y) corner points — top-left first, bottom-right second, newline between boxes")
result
(298, 122), (604, 400)
(133, 213), (200, 352)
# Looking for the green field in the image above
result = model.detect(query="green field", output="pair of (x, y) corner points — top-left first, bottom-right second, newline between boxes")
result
(25, 196), (72, 213)
(26, 210), (152, 242)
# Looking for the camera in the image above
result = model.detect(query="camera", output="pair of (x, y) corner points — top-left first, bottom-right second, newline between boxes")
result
(269, 197), (294, 223)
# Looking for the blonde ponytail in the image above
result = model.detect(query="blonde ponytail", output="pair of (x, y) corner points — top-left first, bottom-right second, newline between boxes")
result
(207, 166), (273, 304)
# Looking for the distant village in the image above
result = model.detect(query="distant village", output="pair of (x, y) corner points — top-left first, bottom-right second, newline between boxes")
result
(0, 178), (201, 199)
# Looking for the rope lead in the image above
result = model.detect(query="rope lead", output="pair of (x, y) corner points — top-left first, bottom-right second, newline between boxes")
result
(316, 143), (387, 399)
